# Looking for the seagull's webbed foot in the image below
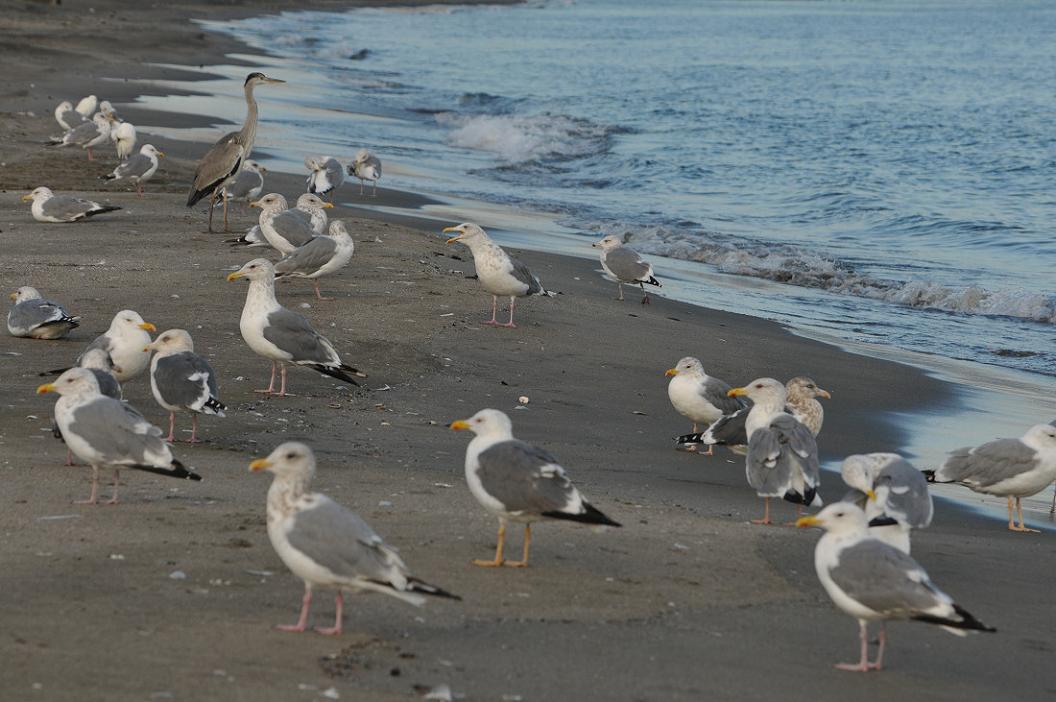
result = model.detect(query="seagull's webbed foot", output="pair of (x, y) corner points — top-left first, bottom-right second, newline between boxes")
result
(275, 623), (307, 633)
(314, 625), (342, 636)
(834, 662), (872, 673)
(472, 558), (505, 568)
(1009, 524), (1040, 533)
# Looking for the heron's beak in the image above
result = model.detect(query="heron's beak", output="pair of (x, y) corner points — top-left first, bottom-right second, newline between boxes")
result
(20, 194), (33, 202)
(442, 226), (462, 244)
(665, 368), (679, 377)
(866, 489), (877, 501)
(157, 151), (165, 158)
(138, 322), (156, 333)
(249, 200), (262, 209)
(265, 77), (287, 84)
(227, 271), (244, 282)
(817, 388), (832, 399)
(249, 458), (271, 472)
(322, 202), (334, 209)
(728, 387), (748, 397)
(795, 516), (821, 528)
(449, 420), (471, 431)
(36, 383), (56, 395)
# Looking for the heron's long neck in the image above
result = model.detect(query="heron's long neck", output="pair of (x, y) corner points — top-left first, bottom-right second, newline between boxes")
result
(241, 81), (259, 160)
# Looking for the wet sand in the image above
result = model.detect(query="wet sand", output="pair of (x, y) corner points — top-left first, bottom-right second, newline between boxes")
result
(0, 1), (1053, 700)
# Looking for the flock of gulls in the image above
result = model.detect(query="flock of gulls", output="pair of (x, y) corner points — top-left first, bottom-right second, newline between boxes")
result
(12, 71), (1056, 676)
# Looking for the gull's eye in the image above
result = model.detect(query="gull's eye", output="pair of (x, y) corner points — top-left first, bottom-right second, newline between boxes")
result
(285, 452), (296, 460)
(755, 383), (763, 388)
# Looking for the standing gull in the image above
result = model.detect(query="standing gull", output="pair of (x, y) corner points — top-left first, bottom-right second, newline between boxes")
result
(275, 220), (355, 301)
(53, 348), (123, 467)
(925, 423), (1056, 533)
(665, 357), (744, 455)
(443, 223), (554, 328)
(250, 442), (458, 635)
(52, 113), (111, 161)
(222, 160), (267, 208)
(146, 329), (226, 443)
(305, 156), (345, 200)
(102, 144), (163, 196)
(38, 368), (202, 504)
(74, 310), (156, 382)
(227, 259), (366, 396)
(348, 149), (381, 196)
(592, 234), (662, 304)
(186, 72), (285, 233)
(729, 377), (822, 525)
(22, 187), (121, 223)
(8, 287), (80, 340)
(250, 193), (326, 254)
(797, 503), (994, 672)
(54, 100), (87, 131)
(292, 193), (332, 234)
(450, 409), (620, 568)
(110, 118), (137, 160)
(841, 453), (933, 554)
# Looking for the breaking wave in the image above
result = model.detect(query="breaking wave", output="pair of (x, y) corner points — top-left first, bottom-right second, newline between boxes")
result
(437, 112), (617, 163)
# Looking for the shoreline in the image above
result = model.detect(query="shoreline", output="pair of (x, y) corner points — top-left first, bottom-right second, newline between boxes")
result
(1, 2), (1054, 700)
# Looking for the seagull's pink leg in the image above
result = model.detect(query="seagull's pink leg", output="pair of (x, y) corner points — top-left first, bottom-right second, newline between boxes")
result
(105, 469), (120, 505)
(835, 621), (872, 672)
(275, 366), (295, 398)
(185, 415), (201, 444)
(136, 182), (144, 197)
(751, 497), (772, 525)
(87, 147), (94, 162)
(314, 281), (335, 301)
(65, 449), (74, 467)
(74, 466), (100, 505)
(315, 592), (344, 636)
(165, 412), (177, 443)
(254, 362), (277, 394)
(640, 282), (651, 305)
(277, 585), (312, 633)
(869, 624), (886, 670)
(498, 297), (518, 328)
(481, 295), (500, 326)
(616, 282), (624, 301)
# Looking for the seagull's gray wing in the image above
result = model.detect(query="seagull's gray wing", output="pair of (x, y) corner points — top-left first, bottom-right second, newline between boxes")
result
(41, 196), (98, 221)
(875, 458), (933, 528)
(153, 352), (222, 413)
(507, 256), (542, 295)
(270, 211), (317, 248)
(702, 405), (750, 445)
(604, 247), (651, 283)
(60, 108), (87, 129)
(8, 299), (69, 334)
(286, 495), (410, 586)
(829, 539), (950, 617)
(89, 370), (123, 401)
(114, 154), (152, 179)
(274, 237), (337, 277)
(66, 397), (169, 466)
(263, 308), (339, 365)
(66, 120), (101, 145)
(938, 439), (1039, 488)
(79, 334), (113, 363)
(476, 440), (578, 515)
(227, 170), (261, 199)
(700, 376), (745, 415)
(746, 414), (820, 502)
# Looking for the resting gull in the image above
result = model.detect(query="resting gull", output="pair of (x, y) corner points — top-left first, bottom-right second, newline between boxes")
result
(38, 368), (202, 504)
(8, 287), (80, 340)
(274, 220), (355, 301)
(75, 95), (98, 118)
(250, 193), (326, 254)
(443, 223), (554, 328)
(227, 258), (366, 396)
(797, 503), (994, 672)
(665, 357), (745, 455)
(54, 100), (87, 131)
(348, 148), (381, 196)
(841, 453), (933, 554)
(591, 234), (662, 304)
(52, 113), (111, 161)
(925, 423), (1056, 533)
(109, 118), (137, 160)
(102, 144), (163, 196)
(729, 377), (822, 525)
(450, 409), (620, 567)
(146, 329), (226, 443)
(306, 155), (345, 200)
(221, 160), (267, 207)
(70, 310), (156, 382)
(250, 442), (458, 635)
(22, 187), (121, 223)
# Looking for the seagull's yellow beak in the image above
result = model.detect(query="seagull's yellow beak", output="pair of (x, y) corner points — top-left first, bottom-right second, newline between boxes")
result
(817, 388), (832, 399)
(36, 383), (56, 395)
(259, 166), (268, 174)
(322, 202), (334, 209)
(138, 322), (156, 333)
(449, 420), (471, 431)
(249, 200), (262, 209)
(226, 271), (244, 282)
(8, 292), (17, 301)
(665, 368), (679, 377)
(866, 489), (877, 501)
(249, 458), (271, 472)
(795, 516), (821, 528)
(157, 151), (165, 158)
(20, 193), (33, 202)
(442, 226), (462, 244)
(728, 387), (748, 397)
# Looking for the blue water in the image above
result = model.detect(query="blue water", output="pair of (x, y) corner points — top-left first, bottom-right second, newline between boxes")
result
(199, 0), (1056, 377)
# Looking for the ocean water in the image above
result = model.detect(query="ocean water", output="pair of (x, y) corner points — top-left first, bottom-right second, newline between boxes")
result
(196, 0), (1056, 380)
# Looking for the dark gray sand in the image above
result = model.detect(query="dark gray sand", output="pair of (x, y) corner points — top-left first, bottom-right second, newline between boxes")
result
(0, 2), (1052, 700)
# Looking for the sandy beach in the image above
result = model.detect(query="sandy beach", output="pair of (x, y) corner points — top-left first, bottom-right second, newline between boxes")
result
(0, 1), (1053, 700)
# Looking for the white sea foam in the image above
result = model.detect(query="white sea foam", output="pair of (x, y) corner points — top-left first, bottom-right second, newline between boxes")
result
(438, 113), (611, 163)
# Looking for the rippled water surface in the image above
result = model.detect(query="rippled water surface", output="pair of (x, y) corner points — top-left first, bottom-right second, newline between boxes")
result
(202, 0), (1056, 376)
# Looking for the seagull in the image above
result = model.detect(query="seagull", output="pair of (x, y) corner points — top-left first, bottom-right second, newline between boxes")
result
(187, 72), (285, 233)
(305, 156), (345, 200)
(664, 357), (745, 455)
(249, 442), (459, 635)
(38, 368), (202, 504)
(292, 193), (332, 235)
(21, 187), (122, 223)
(54, 100), (87, 131)
(443, 223), (554, 328)
(728, 378), (822, 525)
(841, 453), (933, 554)
(110, 119), (137, 160)
(221, 160), (267, 208)
(250, 193), (326, 254)
(53, 348), (123, 467)
(102, 144), (163, 196)
(73, 310), (156, 382)
(797, 503), (994, 672)
(8, 286), (80, 339)
(348, 149), (381, 196)
(145, 329), (226, 443)
(450, 409), (620, 568)
(52, 113), (111, 161)
(74, 95), (98, 118)
(227, 259), (366, 396)
(925, 423), (1056, 533)
(591, 235), (662, 304)
(274, 220), (356, 301)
